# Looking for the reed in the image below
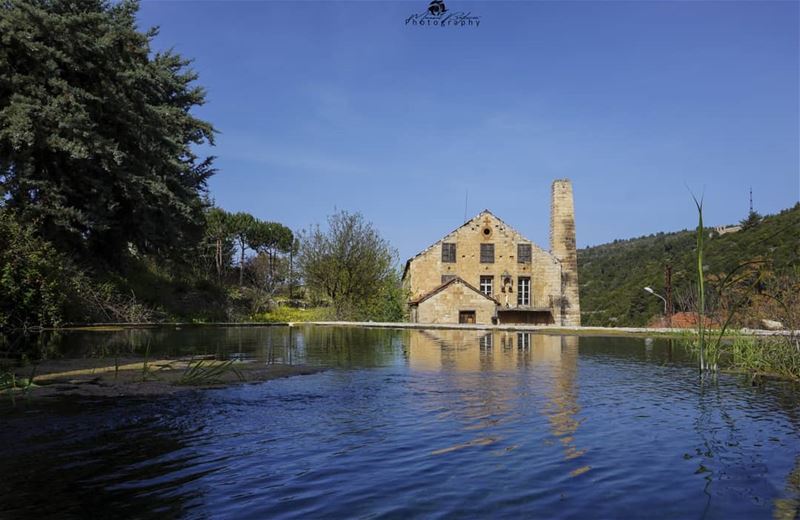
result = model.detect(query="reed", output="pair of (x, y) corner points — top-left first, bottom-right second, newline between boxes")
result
(177, 358), (244, 386)
(140, 338), (154, 382)
(691, 194), (713, 372)
(689, 195), (766, 372)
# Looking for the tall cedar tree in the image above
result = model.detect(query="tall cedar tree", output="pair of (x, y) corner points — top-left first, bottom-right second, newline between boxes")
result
(0, 0), (215, 264)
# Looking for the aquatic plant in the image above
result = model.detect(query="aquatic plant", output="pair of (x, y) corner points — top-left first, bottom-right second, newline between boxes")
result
(690, 194), (714, 372)
(681, 327), (800, 381)
(140, 339), (155, 382)
(177, 359), (244, 386)
(689, 195), (776, 373)
(1, 366), (38, 405)
(729, 334), (800, 381)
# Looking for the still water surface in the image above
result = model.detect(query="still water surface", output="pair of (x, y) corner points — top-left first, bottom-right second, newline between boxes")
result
(1, 326), (800, 519)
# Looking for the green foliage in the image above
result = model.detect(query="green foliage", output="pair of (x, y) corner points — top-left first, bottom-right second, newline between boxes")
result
(729, 335), (800, 380)
(0, 2), (309, 328)
(252, 305), (332, 323)
(229, 212), (257, 286)
(203, 207), (236, 283)
(246, 220), (295, 302)
(0, 0), (215, 263)
(249, 221), (294, 256)
(100, 254), (230, 322)
(298, 210), (402, 321)
(357, 270), (408, 322)
(0, 210), (82, 329)
(682, 333), (800, 381)
(579, 204), (800, 327)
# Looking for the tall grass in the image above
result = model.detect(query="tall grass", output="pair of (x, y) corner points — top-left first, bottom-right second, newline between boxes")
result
(730, 335), (800, 380)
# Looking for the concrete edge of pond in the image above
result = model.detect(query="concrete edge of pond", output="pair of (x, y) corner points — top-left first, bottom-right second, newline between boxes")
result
(18, 321), (800, 338)
(302, 321), (800, 338)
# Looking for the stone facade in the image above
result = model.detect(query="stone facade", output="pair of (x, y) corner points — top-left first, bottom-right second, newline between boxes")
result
(411, 278), (498, 325)
(404, 179), (580, 326)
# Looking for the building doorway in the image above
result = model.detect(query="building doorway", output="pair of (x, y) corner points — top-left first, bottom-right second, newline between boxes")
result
(459, 311), (476, 324)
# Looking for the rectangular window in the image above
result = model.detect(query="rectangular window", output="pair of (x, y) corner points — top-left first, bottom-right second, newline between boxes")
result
(480, 333), (493, 349)
(479, 275), (493, 296)
(517, 332), (531, 349)
(480, 243), (494, 263)
(518, 277), (530, 306)
(459, 310), (476, 324)
(441, 274), (456, 285)
(518, 243), (532, 263)
(442, 243), (456, 263)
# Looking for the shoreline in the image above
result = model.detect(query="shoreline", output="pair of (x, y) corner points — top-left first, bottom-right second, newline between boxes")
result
(15, 321), (798, 339)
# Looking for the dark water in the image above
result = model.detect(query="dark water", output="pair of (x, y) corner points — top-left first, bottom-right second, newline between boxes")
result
(2, 326), (800, 519)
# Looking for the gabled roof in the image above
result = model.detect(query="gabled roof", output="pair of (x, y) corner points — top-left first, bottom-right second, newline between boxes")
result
(402, 209), (553, 279)
(408, 276), (500, 306)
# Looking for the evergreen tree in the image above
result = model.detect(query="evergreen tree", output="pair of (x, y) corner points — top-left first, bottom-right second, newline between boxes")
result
(740, 210), (763, 230)
(228, 212), (257, 287)
(0, 0), (216, 264)
(204, 207), (235, 283)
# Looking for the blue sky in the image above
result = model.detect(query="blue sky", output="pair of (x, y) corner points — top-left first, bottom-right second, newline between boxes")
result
(138, 0), (799, 261)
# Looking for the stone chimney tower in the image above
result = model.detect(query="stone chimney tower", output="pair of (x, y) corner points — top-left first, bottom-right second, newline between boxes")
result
(550, 179), (581, 326)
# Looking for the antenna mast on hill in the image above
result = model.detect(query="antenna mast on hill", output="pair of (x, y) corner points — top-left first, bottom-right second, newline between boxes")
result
(749, 187), (753, 214)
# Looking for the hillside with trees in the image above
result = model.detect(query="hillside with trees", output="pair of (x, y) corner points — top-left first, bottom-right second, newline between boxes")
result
(578, 204), (800, 327)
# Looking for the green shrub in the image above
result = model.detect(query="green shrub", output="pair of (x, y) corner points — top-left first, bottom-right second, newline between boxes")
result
(0, 211), (83, 329)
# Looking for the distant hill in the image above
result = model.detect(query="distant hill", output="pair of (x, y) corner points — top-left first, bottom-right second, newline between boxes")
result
(577, 204), (800, 327)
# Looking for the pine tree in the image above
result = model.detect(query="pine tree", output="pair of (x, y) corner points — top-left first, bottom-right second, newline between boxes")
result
(740, 210), (762, 230)
(0, 0), (216, 264)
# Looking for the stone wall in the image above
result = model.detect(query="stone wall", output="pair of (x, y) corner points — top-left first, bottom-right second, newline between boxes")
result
(415, 280), (497, 324)
(550, 180), (581, 326)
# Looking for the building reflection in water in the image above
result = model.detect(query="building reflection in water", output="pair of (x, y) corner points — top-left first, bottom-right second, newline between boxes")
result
(407, 330), (566, 372)
(405, 330), (588, 473)
(546, 336), (587, 470)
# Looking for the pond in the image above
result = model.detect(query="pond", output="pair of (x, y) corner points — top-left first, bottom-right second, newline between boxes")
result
(1, 326), (799, 519)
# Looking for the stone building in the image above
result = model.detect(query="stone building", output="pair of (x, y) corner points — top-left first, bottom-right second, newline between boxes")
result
(403, 179), (580, 326)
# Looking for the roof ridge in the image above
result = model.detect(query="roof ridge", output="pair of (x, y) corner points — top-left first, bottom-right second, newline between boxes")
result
(403, 209), (531, 263)
(409, 276), (500, 306)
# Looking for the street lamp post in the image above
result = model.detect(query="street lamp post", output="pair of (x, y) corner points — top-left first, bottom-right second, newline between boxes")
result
(644, 286), (669, 325)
